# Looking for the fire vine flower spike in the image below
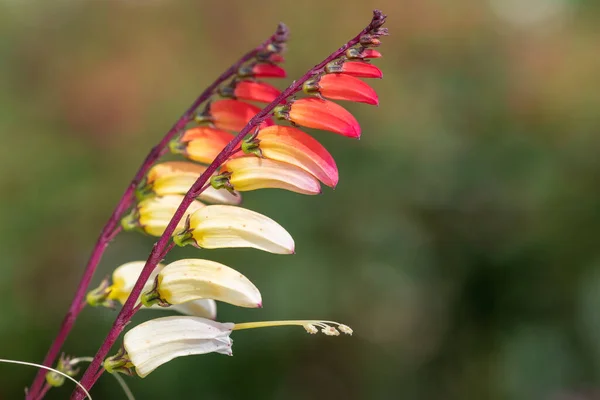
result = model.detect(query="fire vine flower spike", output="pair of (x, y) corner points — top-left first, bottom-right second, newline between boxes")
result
(141, 259), (262, 309)
(215, 157), (322, 195)
(105, 316), (352, 378)
(274, 98), (361, 138)
(173, 205), (295, 254)
(139, 161), (241, 205)
(241, 125), (339, 187)
(73, 12), (386, 398)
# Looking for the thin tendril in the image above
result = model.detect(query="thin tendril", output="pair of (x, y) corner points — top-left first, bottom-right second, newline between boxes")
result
(0, 358), (92, 400)
(71, 357), (135, 400)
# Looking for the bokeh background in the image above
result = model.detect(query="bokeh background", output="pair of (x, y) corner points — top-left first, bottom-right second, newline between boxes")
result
(1, 0), (600, 399)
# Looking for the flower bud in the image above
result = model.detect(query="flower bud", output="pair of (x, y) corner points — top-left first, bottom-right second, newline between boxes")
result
(220, 80), (281, 104)
(174, 205), (295, 254)
(121, 195), (205, 237)
(144, 259), (262, 308)
(304, 74), (379, 106)
(274, 98), (360, 138)
(171, 126), (234, 165)
(325, 61), (383, 78)
(218, 157), (322, 195)
(140, 161), (241, 205)
(238, 63), (286, 78)
(345, 48), (382, 59)
(195, 100), (273, 132)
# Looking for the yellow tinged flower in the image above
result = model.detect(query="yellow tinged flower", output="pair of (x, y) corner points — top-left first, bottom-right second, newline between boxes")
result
(94, 261), (217, 319)
(148, 259), (262, 308)
(142, 161), (241, 205)
(122, 195), (205, 237)
(220, 157), (321, 195)
(175, 205), (295, 254)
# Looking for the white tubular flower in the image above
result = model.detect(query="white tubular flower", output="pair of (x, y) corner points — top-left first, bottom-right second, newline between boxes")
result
(107, 317), (352, 377)
(143, 259), (262, 308)
(87, 261), (217, 319)
(122, 316), (234, 377)
(173, 205), (295, 254)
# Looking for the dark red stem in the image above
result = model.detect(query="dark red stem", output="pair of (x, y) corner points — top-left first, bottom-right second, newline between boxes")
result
(72, 10), (385, 399)
(27, 24), (287, 400)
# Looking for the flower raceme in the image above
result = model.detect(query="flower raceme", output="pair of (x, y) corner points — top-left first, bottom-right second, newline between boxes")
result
(61, 12), (388, 398)
(105, 316), (352, 378)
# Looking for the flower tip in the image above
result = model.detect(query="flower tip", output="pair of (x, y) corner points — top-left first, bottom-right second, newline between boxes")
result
(257, 302), (263, 308)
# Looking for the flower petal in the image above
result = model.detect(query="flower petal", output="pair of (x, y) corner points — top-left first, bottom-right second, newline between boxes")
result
(222, 157), (321, 195)
(146, 162), (241, 205)
(172, 299), (217, 320)
(234, 81), (281, 103)
(282, 98), (361, 138)
(333, 61), (383, 78)
(255, 125), (338, 187)
(252, 63), (286, 78)
(158, 259), (262, 308)
(124, 316), (233, 377)
(187, 205), (295, 254)
(314, 74), (379, 105)
(361, 49), (382, 59)
(176, 127), (233, 164)
(137, 195), (205, 236)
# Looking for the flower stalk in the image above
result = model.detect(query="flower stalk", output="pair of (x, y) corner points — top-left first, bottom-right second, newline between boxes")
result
(72, 10), (386, 399)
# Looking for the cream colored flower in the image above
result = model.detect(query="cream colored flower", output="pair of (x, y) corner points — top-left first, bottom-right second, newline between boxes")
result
(144, 259), (262, 308)
(174, 205), (295, 254)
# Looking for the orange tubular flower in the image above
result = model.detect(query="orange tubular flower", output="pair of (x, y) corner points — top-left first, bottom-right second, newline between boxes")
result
(243, 125), (339, 187)
(233, 81), (281, 104)
(171, 127), (234, 165)
(303, 74), (379, 106)
(195, 100), (273, 132)
(217, 157), (321, 195)
(274, 98), (360, 138)
(251, 63), (287, 78)
(326, 61), (383, 79)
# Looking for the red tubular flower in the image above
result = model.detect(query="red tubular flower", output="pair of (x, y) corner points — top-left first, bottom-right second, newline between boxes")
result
(196, 100), (273, 132)
(173, 127), (234, 164)
(274, 98), (360, 138)
(345, 48), (382, 59)
(304, 74), (378, 106)
(252, 63), (287, 78)
(326, 61), (383, 79)
(245, 125), (339, 187)
(233, 81), (281, 104)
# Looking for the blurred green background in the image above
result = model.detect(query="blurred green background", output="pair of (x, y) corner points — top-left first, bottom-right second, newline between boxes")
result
(2, 0), (600, 399)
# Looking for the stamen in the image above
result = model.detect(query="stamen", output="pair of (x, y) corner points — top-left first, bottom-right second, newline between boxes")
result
(233, 320), (352, 336)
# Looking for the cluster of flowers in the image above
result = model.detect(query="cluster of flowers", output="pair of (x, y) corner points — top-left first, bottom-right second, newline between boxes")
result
(81, 17), (386, 380)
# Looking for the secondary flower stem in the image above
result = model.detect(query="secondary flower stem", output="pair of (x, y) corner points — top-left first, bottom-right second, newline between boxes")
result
(28, 25), (287, 400)
(72, 11), (385, 399)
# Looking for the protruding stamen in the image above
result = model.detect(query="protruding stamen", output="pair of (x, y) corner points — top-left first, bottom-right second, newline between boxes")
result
(233, 320), (351, 336)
